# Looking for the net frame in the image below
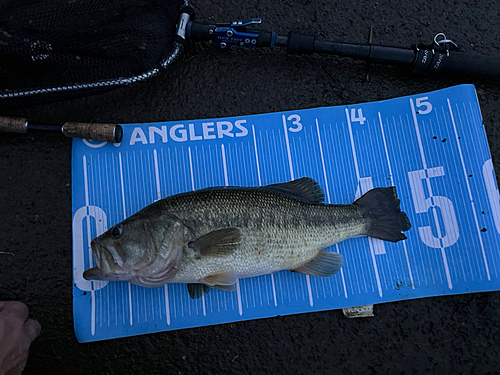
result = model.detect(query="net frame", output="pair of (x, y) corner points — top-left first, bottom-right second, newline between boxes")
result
(0, 0), (191, 102)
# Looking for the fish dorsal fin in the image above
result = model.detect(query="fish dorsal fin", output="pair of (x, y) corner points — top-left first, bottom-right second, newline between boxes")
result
(189, 228), (241, 257)
(266, 177), (325, 203)
(292, 251), (344, 277)
(203, 272), (238, 286)
(187, 283), (211, 299)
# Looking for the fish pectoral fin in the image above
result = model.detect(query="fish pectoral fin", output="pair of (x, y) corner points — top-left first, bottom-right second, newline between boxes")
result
(187, 283), (211, 299)
(189, 228), (241, 258)
(203, 272), (238, 286)
(266, 177), (325, 203)
(291, 251), (344, 277)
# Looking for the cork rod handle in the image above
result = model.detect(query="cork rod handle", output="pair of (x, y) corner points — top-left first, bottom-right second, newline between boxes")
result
(62, 122), (122, 143)
(0, 116), (28, 133)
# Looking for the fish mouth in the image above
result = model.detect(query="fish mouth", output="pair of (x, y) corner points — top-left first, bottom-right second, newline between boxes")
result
(84, 238), (130, 282)
(90, 238), (124, 274)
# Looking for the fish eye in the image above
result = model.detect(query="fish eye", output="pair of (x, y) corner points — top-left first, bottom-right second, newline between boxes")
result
(111, 224), (123, 239)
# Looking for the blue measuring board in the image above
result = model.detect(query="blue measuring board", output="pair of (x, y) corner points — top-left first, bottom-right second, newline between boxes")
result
(71, 84), (500, 343)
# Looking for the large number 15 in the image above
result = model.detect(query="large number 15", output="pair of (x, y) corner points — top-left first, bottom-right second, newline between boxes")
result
(408, 166), (459, 248)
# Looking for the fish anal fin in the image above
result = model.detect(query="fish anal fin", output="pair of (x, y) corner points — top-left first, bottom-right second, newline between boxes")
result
(292, 251), (344, 277)
(266, 177), (324, 204)
(189, 228), (241, 257)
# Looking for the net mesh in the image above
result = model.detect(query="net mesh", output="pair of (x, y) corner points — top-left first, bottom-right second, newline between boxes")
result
(0, 0), (188, 105)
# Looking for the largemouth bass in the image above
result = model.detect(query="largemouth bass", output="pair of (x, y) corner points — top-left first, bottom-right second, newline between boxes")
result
(83, 177), (411, 298)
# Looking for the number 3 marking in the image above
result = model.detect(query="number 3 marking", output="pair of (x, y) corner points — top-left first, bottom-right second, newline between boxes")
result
(287, 114), (303, 132)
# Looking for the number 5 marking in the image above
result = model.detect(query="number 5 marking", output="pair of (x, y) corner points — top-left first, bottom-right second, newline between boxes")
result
(415, 97), (433, 115)
(408, 166), (459, 248)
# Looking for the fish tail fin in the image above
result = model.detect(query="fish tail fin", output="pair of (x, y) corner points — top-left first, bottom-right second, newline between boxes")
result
(354, 187), (412, 243)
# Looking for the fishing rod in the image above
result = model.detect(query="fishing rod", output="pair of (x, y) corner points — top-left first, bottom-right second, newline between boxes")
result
(0, 116), (122, 143)
(1, 1), (499, 142)
(182, 16), (499, 79)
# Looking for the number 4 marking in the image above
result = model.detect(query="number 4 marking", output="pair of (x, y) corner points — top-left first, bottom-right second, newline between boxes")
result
(350, 108), (366, 125)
